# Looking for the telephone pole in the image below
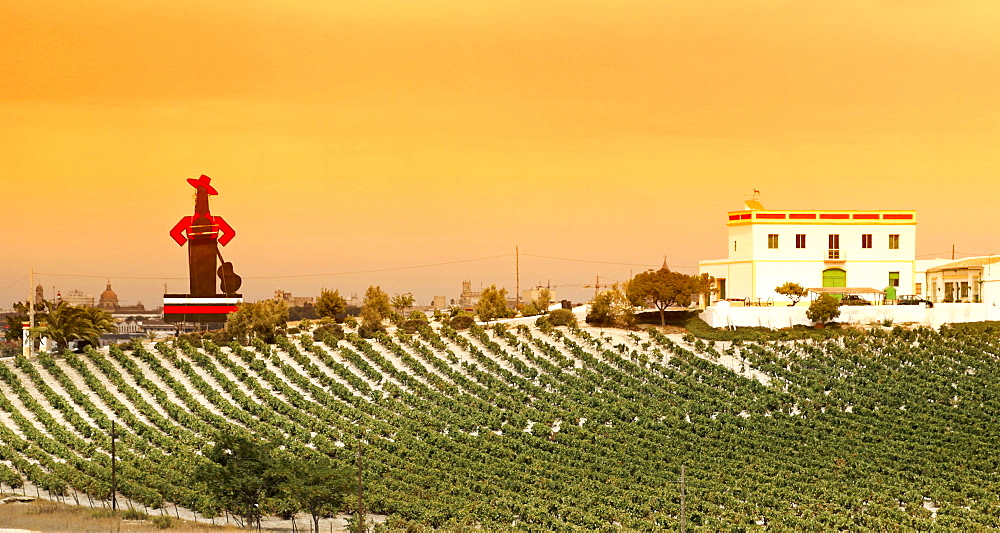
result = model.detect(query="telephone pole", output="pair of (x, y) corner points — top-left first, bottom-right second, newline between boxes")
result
(25, 268), (35, 357)
(357, 439), (364, 533)
(515, 246), (521, 309)
(111, 420), (118, 513)
(679, 464), (686, 533)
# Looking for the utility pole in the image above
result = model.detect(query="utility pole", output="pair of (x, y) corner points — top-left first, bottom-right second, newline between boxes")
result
(26, 267), (35, 358)
(515, 246), (521, 309)
(952, 244), (955, 260)
(111, 420), (118, 513)
(357, 439), (364, 533)
(679, 464), (686, 533)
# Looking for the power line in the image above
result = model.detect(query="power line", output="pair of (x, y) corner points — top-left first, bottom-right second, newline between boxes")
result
(245, 253), (515, 279)
(33, 253), (516, 282)
(0, 274), (28, 294)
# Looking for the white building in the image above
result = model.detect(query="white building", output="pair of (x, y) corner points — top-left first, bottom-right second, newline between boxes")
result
(699, 201), (917, 305)
(925, 256), (1000, 304)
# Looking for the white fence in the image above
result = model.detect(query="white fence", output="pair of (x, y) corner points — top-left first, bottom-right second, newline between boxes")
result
(700, 303), (1000, 329)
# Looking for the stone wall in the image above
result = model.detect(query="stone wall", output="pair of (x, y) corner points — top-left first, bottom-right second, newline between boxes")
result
(700, 302), (1000, 329)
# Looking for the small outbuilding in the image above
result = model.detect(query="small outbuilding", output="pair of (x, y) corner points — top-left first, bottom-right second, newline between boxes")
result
(925, 256), (1000, 304)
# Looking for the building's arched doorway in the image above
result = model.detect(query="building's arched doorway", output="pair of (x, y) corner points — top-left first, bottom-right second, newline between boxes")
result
(822, 268), (846, 288)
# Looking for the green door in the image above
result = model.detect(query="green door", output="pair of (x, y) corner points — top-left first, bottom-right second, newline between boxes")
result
(822, 268), (846, 288)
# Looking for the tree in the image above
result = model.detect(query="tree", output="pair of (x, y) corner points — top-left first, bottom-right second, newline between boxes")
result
(37, 301), (114, 352)
(280, 455), (352, 533)
(626, 267), (715, 325)
(78, 306), (116, 346)
(390, 293), (415, 316)
(806, 294), (841, 324)
(530, 289), (552, 315)
(194, 433), (286, 530)
(4, 300), (50, 342)
(225, 300), (289, 344)
(474, 285), (511, 323)
(316, 289), (347, 321)
(586, 284), (637, 328)
(775, 282), (809, 306)
(359, 286), (391, 338)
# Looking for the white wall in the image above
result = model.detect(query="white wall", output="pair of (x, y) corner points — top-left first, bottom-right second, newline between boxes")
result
(701, 302), (1000, 329)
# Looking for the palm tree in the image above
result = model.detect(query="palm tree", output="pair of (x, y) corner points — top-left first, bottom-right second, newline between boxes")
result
(40, 302), (89, 352)
(79, 306), (116, 346)
(39, 303), (116, 353)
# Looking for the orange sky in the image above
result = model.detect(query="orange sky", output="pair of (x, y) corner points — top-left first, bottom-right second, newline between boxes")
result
(2, 0), (998, 306)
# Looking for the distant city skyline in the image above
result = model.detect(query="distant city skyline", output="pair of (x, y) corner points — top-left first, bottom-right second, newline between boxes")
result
(2, 0), (997, 308)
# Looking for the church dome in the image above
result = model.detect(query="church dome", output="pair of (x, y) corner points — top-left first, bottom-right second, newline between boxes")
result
(99, 282), (119, 308)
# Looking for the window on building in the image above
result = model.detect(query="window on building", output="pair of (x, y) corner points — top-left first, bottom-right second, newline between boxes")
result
(889, 234), (900, 249)
(828, 234), (840, 249)
(915, 283), (922, 295)
(889, 272), (899, 287)
(795, 234), (806, 248)
(861, 234), (872, 248)
(768, 234), (779, 249)
(961, 282), (969, 298)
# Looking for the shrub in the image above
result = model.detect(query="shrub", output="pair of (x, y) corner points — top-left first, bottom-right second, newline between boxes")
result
(344, 316), (358, 328)
(535, 315), (551, 329)
(151, 515), (176, 529)
(314, 324), (345, 342)
(120, 508), (149, 520)
(548, 309), (577, 327)
(399, 319), (429, 334)
(358, 321), (385, 339)
(0, 340), (21, 358)
(449, 315), (474, 330)
(806, 294), (841, 324)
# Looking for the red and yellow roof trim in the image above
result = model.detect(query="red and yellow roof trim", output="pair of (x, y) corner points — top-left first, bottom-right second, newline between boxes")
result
(727, 210), (916, 225)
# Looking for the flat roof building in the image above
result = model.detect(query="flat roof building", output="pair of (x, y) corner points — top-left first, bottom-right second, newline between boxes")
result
(699, 201), (917, 305)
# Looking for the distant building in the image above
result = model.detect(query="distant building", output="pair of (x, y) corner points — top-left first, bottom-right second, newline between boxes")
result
(99, 282), (119, 309)
(61, 289), (95, 307)
(458, 281), (480, 308)
(97, 281), (147, 313)
(522, 286), (556, 307)
(700, 200), (918, 304)
(35, 284), (44, 305)
(273, 289), (315, 308)
(431, 296), (447, 309)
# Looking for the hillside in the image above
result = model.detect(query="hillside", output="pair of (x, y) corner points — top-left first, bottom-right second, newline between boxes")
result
(0, 322), (997, 530)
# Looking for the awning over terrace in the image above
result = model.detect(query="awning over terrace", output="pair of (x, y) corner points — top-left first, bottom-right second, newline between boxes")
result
(807, 287), (885, 296)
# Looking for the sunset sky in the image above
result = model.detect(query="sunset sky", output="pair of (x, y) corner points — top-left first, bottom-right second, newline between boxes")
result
(2, 0), (998, 307)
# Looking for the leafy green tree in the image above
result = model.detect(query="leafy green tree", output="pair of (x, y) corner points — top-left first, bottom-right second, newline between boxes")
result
(194, 433), (286, 530)
(586, 291), (615, 327)
(474, 285), (511, 323)
(315, 289), (347, 321)
(280, 455), (352, 533)
(806, 294), (841, 324)
(225, 299), (289, 344)
(359, 286), (391, 338)
(531, 289), (552, 314)
(776, 282), (809, 306)
(586, 284), (637, 328)
(391, 293), (415, 316)
(627, 268), (714, 325)
(4, 300), (50, 342)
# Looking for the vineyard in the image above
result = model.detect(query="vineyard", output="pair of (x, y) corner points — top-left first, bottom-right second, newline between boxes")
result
(0, 321), (997, 530)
